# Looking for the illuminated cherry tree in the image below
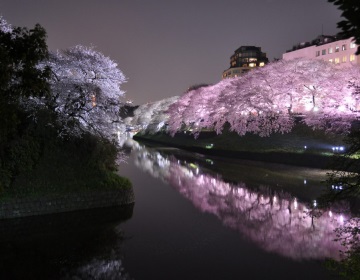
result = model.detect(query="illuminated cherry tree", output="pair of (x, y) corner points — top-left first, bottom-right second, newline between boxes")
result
(168, 58), (360, 137)
(46, 45), (127, 140)
(126, 96), (179, 132)
(0, 16), (12, 33)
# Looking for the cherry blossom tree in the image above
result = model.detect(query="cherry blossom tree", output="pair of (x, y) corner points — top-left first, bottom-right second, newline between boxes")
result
(126, 96), (179, 133)
(0, 16), (12, 33)
(45, 45), (127, 140)
(168, 58), (360, 137)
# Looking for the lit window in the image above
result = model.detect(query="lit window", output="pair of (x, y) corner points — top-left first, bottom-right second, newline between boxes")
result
(350, 54), (356, 61)
(322, 49), (326, 55)
(335, 46), (340, 52)
(342, 44), (346, 51)
(315, 50), (320, 57)
(91, 94), (96, 107)
(259, 62), (265, 67)
(328, 48), (333, 54)
(342, 56), (347, 62)
(335, 58), (340, 64)
(249, 63), (256, 67)
(329, 59), (333, 63)
(249, 58), (257, 62)
(350, 42), (356, 49)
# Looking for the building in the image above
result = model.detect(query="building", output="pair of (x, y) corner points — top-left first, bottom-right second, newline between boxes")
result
(222, 46), (269, 79)
(282, 35), (359, 66)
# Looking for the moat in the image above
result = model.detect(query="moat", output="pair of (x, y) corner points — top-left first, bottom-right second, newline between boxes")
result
(0, 140), (347, 279)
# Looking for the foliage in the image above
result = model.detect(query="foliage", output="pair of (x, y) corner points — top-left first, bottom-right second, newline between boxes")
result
(326, 218), (360, 279)
(7, 131), (131, 199)
(0, 19), (50, 100)
(43, 45), (127, 140)
(185, 83), (212, 93)
(126, 96), (179, 132)
(0, 17), (51, 190)
(0, 18), (130, 195)
(167, 58), (360, 137)
(328, 0), (360, 55)
(326, 127), (360, 201)
(119, 104), (139, 119)
(322, 126), (360, 279)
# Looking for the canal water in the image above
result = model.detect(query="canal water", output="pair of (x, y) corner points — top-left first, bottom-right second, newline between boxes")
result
(116, 140), (347, 280)
(0, 139), (347, 279)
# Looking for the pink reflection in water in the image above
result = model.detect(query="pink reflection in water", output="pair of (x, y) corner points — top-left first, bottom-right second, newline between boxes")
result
(134, 148), (346, 260)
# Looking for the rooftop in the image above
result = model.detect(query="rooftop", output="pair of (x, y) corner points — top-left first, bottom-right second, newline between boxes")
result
(285, 34), (350, 53)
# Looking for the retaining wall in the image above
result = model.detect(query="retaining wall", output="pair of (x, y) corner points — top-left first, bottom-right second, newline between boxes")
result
(0, 188), (135, 220)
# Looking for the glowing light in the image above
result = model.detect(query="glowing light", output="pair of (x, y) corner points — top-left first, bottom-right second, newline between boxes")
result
(304, 145), (307, 149)
(337, 105), (346, 112)
(91, 94), (96, 107)
(157, 121), (165, 130)
(329, 211), (333, 217)
(294, 198), (298, 210)
(206, 159), (214, 165)
(304, 179), (307, 184)
(313, 200), (317, 207)
(189, 163), (198, 169)
(305, 103), (313, 111)
(339, 215), (344, 223)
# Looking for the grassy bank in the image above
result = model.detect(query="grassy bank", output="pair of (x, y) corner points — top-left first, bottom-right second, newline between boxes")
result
(1, 133), (132, 202)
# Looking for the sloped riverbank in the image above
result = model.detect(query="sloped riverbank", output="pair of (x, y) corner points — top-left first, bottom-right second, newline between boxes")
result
(133, 124), (351, 169)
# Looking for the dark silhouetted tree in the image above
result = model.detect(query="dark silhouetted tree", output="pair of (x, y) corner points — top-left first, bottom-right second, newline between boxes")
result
(0, 17), (50, 189)
(328, 0), (360, 54)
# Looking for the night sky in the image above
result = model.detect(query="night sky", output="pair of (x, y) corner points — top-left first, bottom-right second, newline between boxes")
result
(1, 0), (342, 105)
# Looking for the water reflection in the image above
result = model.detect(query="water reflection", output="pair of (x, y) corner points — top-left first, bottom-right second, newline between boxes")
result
(129, 140), (347, 261)
(0, 205), (133, 280)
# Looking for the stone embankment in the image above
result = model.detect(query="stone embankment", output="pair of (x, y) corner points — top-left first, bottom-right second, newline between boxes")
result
(0, 188), (135, 219)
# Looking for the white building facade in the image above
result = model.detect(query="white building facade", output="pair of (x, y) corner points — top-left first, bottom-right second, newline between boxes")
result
(282, 36), (359, 67)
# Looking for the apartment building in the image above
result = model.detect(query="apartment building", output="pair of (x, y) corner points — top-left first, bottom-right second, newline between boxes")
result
(282, 35), (359, 66)
(222, 46), (269, 79)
